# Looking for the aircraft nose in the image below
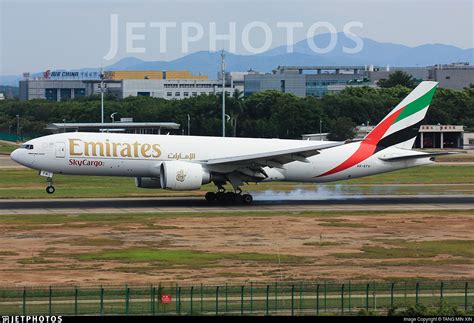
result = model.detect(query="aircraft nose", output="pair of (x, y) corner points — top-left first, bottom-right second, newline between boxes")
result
(10, 148), (32, 167)
(10, 149), (20, 163)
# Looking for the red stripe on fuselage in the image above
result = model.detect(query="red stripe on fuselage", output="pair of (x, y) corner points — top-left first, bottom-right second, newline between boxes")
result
(316, 108), (404, 178)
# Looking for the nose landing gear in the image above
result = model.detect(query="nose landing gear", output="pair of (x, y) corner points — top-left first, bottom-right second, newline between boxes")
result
(40, 171), (55, 194)
(45, 176), (55, 194)
(46, 185), (55, 194)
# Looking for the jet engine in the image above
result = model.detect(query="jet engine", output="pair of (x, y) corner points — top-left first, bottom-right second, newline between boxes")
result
(135, 177), (162, 189)
(160, 161), (210, 190)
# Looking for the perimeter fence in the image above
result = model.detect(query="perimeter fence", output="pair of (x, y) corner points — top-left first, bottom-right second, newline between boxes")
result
(0, 281), (472, 316)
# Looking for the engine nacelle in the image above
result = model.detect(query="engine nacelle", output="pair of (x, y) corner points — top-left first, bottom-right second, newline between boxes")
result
(135, 177), (162, 189)
(160, 161), (210, 191)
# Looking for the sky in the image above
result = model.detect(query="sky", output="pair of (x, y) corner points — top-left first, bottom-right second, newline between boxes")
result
(0, 0), (473, 75)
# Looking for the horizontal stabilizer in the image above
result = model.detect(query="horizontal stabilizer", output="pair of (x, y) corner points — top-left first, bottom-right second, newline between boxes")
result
(379, 152), (460, 162)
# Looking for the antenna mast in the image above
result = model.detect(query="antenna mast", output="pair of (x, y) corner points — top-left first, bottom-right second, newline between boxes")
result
(221, 50), (226, 137)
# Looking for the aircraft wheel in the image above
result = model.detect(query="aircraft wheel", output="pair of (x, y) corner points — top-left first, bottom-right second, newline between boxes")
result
(234, 193), (244, 204)
(205, 192), (216, 202)
(224, 192), (235, 203)
(46, 186), (55, 194)
(215, 191), (226, 203)
(242, 194), (253, 205)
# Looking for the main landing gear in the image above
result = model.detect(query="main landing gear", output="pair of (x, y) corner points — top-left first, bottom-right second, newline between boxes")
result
(205, 189), (253, 205)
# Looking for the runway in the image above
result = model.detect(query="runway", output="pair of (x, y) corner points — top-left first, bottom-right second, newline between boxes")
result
(0, 195), (473, 214)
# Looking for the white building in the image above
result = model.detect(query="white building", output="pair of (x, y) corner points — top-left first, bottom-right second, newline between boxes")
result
(120, 79), (235, 100)
(463, 132), (474, 150)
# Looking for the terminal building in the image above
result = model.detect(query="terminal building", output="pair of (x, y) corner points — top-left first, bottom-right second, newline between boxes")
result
(19, 79), (88, 101)
(19, 70), (234, 101)
(368, 62), (474, 90)
(18, 63), (474, 101)
(118, 79), (234, 99)
(244, 62), (474, 98)
(245, 65), (375, 98)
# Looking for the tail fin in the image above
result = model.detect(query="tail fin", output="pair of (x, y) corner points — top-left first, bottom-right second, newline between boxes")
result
(317, 81), (438, 178)
(366, 81), (438, 151)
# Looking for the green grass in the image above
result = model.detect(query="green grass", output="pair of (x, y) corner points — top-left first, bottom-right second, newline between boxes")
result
(76, 248), (303, 267)
(342, 165), (474, 185)
(333, 240), (474, 259)
(436, 153), (474, 162)
(0, 165), (473, 199)
(0, 169), (204, 199)
(0, 142), (17, 155)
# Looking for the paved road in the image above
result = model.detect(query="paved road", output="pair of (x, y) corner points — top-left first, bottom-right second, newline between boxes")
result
(0, 195), (473, 215)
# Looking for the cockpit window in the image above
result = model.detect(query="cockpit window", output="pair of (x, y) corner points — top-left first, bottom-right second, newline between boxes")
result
(20, 144), (34, 150)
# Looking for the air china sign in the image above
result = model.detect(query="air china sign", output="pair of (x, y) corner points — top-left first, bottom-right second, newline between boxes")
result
(43, 70), (100, 80)
(51, 71), (80, 78)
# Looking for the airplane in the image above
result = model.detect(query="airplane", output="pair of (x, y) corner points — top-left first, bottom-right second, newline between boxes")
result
(10, 81), (451, 204)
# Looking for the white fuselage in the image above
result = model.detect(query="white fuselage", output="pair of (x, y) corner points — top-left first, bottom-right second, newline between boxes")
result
(11, 132), (433, 184)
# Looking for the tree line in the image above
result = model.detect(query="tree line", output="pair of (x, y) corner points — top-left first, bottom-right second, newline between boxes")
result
(0, 83), (473, 141)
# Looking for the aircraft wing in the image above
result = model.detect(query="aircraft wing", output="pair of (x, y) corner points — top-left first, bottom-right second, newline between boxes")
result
(203, 141), (343, 172)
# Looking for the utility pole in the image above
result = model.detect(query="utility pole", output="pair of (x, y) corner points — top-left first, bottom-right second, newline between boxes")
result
(187, 114), (191, 136)
(16, 114), (20, 142)
(319, 119), (323, 141)
(99, 68), (106, 124)
(221, 50), (226, 137)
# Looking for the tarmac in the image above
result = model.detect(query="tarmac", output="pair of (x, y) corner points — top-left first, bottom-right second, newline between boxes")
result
(0, 195), (473, 215)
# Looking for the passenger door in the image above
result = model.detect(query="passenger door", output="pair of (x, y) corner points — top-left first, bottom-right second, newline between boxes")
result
(55, 142), (66, 158)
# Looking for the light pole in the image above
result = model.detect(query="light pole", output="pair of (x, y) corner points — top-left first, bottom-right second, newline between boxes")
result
(187, 114), (191, 136)
(99, 69), (106, 124)
(319, 119), (323, 141)
(110, 112), (118, 123)
(16, 114), (20, 142)
(63, 118), (66, 133)
(221, 50), (226, 137)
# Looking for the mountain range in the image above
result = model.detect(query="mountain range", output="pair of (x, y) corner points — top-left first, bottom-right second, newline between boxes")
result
(1, 33), (473, 86)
